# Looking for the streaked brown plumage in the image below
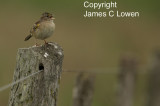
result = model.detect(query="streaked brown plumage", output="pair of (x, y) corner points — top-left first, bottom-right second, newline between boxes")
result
(24, 12), (55, 44)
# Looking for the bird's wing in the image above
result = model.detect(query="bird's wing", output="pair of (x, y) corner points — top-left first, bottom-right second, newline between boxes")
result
(30, 20), (41, 33)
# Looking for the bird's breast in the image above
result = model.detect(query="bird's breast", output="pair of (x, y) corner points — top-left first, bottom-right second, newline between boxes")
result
(35, 21), (55, 40)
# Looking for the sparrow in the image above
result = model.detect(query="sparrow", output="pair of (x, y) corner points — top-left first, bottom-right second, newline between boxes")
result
(24, 12), (55, 45)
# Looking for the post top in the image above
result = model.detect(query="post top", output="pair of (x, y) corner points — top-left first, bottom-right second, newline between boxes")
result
(18, 42), (64, 61)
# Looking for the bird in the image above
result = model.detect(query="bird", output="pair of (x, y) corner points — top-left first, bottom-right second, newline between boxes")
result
(24, 12), (55, 45)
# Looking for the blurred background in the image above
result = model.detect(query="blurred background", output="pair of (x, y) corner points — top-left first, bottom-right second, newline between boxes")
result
(0, 0), (159, 106)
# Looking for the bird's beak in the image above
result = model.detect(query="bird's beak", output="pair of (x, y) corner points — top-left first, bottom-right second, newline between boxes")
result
(51, 17), (55, 20)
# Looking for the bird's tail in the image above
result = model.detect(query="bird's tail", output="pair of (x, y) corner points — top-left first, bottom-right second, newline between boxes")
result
(24, 34), (32, 41)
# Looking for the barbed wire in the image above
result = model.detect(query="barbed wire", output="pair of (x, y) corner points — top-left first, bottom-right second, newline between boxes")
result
(63, 67), (148, 74)
(0, 67), (148, 93)
(0, 70), (43, 92)
(63, 68), (119, 74)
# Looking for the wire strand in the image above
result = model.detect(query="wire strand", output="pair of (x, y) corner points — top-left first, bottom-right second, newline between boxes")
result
(0, 70), (43, 92)
(63, 68), (119, 74)
(0, 68), (117, 93)
(0, 67), (148, 93)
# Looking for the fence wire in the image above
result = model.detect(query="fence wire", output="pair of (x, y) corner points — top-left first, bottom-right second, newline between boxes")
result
(0, 67), (148, 93)
(0, 70), (43, 92)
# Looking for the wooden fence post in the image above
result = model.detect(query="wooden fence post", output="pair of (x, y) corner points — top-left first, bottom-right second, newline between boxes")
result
(9, 43), (64, 106)
(116, 55), (137, 106)
(147, 50), (160, 106)
(72, 73), (95, 106)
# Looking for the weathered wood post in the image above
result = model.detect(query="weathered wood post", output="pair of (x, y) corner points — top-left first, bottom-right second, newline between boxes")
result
(147, 50), (160, 106)
(9, 42), (64, 106)
(72, 72), (95, 106)
(116, 55), (137, 106)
